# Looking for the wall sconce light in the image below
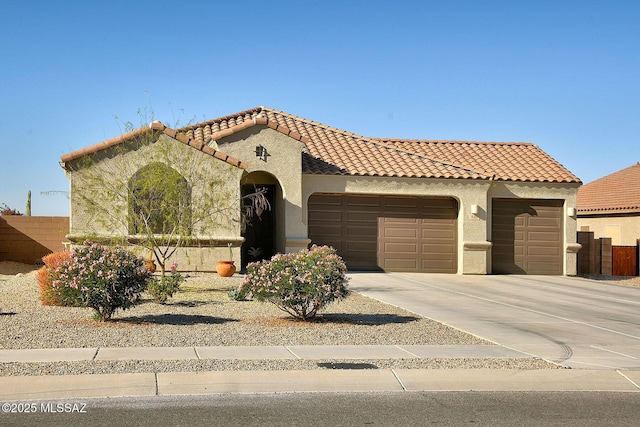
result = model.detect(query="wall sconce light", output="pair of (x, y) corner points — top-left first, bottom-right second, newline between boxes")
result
(255, 145), (270, 162)
(567, 207), (576, 218)
(471, 204), (479, 216)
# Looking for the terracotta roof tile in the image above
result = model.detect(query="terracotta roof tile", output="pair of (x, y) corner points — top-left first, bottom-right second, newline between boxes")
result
(62, 106), (580, 183)
(577, 162), (640, 214)
(60, 123), (247, 170)
(175, 106), (579, 182)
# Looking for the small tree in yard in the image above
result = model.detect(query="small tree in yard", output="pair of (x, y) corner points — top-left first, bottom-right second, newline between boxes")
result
(64, 114), (268, 275)
(239, 245), (350, 321)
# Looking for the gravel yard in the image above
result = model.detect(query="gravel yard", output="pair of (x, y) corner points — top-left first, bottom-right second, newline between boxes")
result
(0, 261), (579, 375)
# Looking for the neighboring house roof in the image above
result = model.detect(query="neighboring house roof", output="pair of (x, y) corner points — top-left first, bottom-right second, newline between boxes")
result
(61, 106), (580, 183)
(577, 162), (640, 215)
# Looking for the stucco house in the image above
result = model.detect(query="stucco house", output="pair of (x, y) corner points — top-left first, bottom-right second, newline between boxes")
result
(577, 162), (640, 245)
(60, 106), (581, 275)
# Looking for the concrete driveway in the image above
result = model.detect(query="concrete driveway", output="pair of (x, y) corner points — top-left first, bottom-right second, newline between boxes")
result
(349, 273), (640, 370)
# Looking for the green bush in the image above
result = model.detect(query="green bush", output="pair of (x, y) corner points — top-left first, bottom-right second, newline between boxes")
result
(148, 262), (185, 303)
(52, 241), (151, 321)
(239, 245), (349, 320)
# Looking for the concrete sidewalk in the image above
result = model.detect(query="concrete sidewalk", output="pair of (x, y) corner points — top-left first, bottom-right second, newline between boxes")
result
(1, 368), (639, 400)
(1, 345), (639, 400)
(0, 344), (531, 363)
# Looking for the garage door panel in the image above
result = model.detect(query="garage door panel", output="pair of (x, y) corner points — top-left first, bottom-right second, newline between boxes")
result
(421, 253), (455, 261)
(309, 211), (343, 222)
(346, 243), (377, 251)
(383, 259), (419, 270)
(492, 199), (563, 275)
(383, 217), (420, 224)
(347, 227), (377, 238)
(383, 198), (418, 208)
(346, 196), (380, 207)
(421, 243), (456, 251)
(378, 199), (457, 273)
(422, 262), (456, 272)
(528, 217), (560, 227)
(384, 243), (419, 254)
(422, 229), (456, 239)
(346, 211), (378, 222)
(385, 228), (418, 238)
(527, 231), (561, 242)
(308, 228), (342, 239)
(309, 194), (458, 272)
(527, 247), (560, 256)
(526, 262), (562, 275)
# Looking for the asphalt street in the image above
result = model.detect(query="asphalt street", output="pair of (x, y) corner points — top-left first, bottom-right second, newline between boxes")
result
(349, 273), (640, 369)
(2, 392), (639, 427)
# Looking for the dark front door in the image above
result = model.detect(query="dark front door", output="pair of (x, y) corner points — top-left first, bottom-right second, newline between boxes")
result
(241, 184), (275, 268)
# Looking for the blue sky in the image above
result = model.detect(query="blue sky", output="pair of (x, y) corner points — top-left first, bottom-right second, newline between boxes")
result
(1, 0), (639, 216)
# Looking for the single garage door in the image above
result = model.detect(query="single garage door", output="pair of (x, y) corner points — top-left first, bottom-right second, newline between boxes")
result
(491, 199), (563, 275)
(308, 194), (458, 272)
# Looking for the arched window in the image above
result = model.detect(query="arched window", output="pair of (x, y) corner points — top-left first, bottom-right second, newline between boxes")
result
(128, 163), (191, 235)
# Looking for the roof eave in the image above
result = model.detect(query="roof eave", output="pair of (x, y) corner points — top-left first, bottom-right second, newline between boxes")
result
(60, 122), (249, 170)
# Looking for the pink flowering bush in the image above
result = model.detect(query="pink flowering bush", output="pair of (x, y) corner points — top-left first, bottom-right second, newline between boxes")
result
(239, 245), (349, 321)
(1, 203), (22, 216)
(51, 241), (151, 321)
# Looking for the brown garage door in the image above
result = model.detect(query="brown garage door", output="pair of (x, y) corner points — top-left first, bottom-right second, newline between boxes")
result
(308, 194), (458, 272)
(492, 199), (563, 275)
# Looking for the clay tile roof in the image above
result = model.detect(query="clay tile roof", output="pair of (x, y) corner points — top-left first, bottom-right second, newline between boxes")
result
(60, 122), (248, 169)
(62, 106), (580, 183)
(577, 162), (640, 214)
(179, 106), (578, 182)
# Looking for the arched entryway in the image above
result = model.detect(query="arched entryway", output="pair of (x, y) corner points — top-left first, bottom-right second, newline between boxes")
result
(240, 171), (283, 268)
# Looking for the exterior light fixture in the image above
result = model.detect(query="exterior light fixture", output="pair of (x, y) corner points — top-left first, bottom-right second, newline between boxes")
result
(471, 204), (479, 215)
(255, 145), (270, 162)
(567, 207), (576, 217)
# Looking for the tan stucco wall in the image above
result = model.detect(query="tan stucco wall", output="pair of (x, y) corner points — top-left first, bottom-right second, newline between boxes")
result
(577, 215), (640, 246)
(215, 126), (308, 253)
(64, 127), (581, 275)
(302, 175), (581, 275)
(302, 174), (493, 274)
(66, 133), (244, 271)
(489, 181), (581, 275)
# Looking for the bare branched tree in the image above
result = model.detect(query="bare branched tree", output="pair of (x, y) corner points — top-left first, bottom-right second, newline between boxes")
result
(64, 117), (269, 274)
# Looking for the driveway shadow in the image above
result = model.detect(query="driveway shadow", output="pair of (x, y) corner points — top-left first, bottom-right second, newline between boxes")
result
(116, 314), (238, 326)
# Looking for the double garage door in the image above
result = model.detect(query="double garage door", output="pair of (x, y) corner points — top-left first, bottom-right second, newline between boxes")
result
(308, 194), (458, 273)
(491, 199), (563, 275)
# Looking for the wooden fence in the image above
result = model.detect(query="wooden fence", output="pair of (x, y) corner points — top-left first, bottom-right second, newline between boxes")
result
(577, 231), (639, 276)
(613, 246), (638, 276)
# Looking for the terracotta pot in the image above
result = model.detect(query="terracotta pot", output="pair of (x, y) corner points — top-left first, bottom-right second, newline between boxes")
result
(216, 260), (236, 277)
(145, 259), (157, 273)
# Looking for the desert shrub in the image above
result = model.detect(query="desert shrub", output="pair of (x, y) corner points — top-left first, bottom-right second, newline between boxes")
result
(228, 288), (249, 301)
(37, 251), (73, 306)
(52, 241), (151, 321)
(240, 245), (349, 320)
(148, 262), (184, 303)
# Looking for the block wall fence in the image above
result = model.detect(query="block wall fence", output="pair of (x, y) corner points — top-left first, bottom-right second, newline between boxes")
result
(0, 216), (70, 264)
